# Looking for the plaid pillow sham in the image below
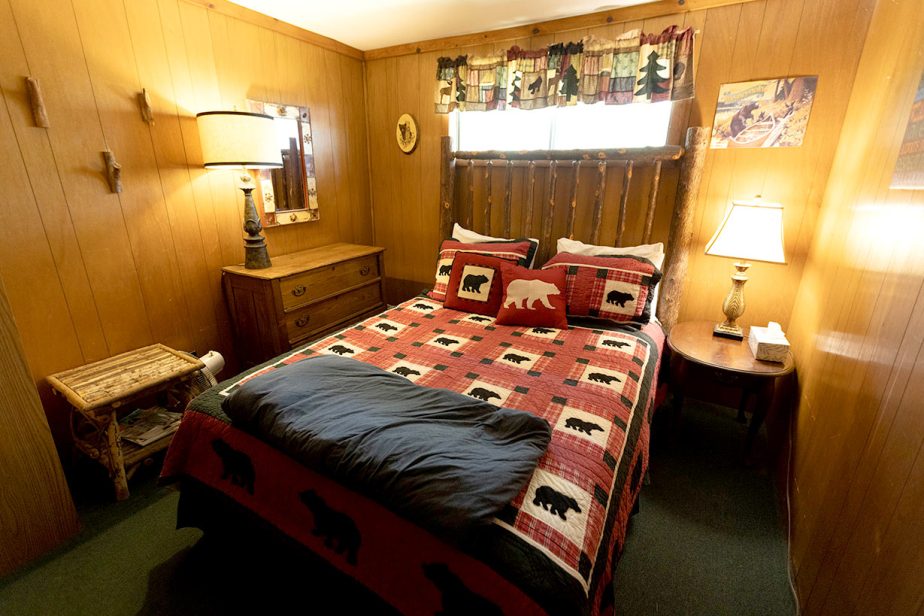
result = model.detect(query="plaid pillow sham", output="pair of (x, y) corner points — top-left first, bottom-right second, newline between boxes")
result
(541, 252), (662, 324)
(428, 239), (536, 301)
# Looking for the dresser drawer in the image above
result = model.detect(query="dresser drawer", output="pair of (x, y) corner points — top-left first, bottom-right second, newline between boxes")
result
(285, 283), (383, 343)
(280, 255), (379, 311)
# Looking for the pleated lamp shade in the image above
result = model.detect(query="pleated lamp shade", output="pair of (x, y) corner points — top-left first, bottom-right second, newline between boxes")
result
(196, 111), (283, 169)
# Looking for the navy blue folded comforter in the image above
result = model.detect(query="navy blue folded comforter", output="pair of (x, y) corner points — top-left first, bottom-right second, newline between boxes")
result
(221, 355), (551, 534)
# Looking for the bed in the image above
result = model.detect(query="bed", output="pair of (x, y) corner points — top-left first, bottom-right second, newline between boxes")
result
(162, 127), (708, 616)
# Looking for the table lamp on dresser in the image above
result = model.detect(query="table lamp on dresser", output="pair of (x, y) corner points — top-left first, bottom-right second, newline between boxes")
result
(197, 110), (282, 269)
(704, 196), (786, 340)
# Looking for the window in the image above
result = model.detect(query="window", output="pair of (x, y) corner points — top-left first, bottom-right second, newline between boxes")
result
(450, 102), (673, 151)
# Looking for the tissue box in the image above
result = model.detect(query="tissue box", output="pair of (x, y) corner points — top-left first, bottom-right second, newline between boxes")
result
(748, 326), (790, 363)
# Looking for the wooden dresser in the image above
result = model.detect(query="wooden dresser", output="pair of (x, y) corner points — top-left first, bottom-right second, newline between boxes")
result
(222, 243), (386, 367)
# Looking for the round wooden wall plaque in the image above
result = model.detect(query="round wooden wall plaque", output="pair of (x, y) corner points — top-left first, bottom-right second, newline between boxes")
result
(396, 113), (418, 154)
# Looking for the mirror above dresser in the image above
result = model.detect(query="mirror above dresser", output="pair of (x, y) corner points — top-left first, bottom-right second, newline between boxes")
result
(246, 99), (320, 226)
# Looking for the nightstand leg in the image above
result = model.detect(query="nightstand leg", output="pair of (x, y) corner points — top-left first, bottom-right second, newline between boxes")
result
(669, 354), (688, 434)
(103, 412), (130, 501)
(745, 379), (775, 458)
(737, 387), (751, 423)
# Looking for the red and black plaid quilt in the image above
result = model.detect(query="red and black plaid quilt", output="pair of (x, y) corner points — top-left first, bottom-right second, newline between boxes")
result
(165, 296), (663, 615)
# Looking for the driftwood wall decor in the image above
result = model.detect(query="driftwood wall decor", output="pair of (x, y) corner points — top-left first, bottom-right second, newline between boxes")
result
(138, 88), (154, 124)
(24, 77), (49, 128)
(102, 150), (122, 193)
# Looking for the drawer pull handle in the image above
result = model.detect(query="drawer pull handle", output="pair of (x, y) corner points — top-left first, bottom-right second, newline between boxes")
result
(359, 265), (371, 276)
(295, 315), (310, 328)
(291, 285), (307, 297)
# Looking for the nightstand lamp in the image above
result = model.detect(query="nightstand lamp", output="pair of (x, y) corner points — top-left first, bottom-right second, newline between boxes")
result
(705, 197), (785, 340)
(197, 111), (282, 269)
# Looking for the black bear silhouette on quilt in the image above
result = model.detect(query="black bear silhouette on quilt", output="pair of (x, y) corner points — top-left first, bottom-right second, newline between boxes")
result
(468, 387), (500, 402)
(533, 485), (581, 521)
(211, 438), (255, 495)
(299, 489), (361, 566)
(564, 417), (604, 436)
(502, 353), (530, 365)
(422, 562), (503, 616)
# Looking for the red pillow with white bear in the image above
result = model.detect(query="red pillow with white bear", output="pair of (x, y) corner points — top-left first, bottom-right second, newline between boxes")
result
(495, 262), (568, 329)
(443, 253), (508, 316)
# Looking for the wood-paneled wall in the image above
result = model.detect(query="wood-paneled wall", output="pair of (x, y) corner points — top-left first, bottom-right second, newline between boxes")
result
(0, 0), (371, 447)
(787, 1), (924, 613)
(364, 0), (875, 322)
(0, 274), (79, 577)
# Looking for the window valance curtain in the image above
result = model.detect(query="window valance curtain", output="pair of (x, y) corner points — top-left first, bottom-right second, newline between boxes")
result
(434, 26), (695, 114)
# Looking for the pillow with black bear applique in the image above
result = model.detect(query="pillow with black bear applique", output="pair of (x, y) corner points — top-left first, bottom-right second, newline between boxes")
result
(443, 252), (508, 316)
(429, 239), (536, 302)
(541, 252), (661, 324)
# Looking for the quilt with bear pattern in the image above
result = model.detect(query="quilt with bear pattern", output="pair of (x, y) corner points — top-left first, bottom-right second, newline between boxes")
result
(163, 295), (663, 616)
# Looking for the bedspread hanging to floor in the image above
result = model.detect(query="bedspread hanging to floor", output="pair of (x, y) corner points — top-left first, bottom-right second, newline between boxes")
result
(163, 296), (664, 616)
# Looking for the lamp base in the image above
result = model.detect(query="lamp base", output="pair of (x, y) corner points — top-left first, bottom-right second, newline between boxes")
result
(713, 261), (749, 340)
(244, 237), (272, 269)
(713, 322), (744, 340)
(240, 184), (272, 270)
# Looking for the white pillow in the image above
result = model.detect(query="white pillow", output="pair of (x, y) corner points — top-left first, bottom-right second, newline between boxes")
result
(556, 237), (664, 269)
(452, 223), (540, 267)
(556, 237), (665, 322)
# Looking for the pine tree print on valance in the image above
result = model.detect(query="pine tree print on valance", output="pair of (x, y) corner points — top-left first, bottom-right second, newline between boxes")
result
(434, 25), (695, 113)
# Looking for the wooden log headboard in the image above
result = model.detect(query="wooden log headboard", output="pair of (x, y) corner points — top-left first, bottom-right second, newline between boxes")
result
(439, 126), (708, 332)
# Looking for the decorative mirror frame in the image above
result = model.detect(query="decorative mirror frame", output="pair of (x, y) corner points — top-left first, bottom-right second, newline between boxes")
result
(246, 99), (320, 226)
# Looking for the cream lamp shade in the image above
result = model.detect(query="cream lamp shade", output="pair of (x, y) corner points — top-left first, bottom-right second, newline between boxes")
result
(196, 111), (282, 169)
(704, 198), (786, 264)
(197, 110), (282, 270)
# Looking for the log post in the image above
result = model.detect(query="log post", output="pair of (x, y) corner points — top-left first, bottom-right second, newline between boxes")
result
(541, 161), (558, 264)
(484, 161), (493, 235)
(642, 160), (663, 243)
(566, 160), (580, 240)
(658, 126), (708, 332)
(590, 161), (607, 245)
(465, 161), (474, 229)
(523, 161), (536, 237)
(503, 162), (513, 237)
(615, 161), (634, 246)
(439, 136), (455, 239)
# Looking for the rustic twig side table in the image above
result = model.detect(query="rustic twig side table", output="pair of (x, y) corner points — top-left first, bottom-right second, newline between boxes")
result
(47, 344), (204, 500)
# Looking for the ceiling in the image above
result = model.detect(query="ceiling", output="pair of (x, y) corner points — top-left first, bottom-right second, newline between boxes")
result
(229, 0), (657, 51)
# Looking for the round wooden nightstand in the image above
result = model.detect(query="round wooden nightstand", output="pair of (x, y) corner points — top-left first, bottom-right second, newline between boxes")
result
(667, 321), (794, 455)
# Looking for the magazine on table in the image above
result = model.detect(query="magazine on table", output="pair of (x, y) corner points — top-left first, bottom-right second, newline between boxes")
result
(120, 406), (182, 447)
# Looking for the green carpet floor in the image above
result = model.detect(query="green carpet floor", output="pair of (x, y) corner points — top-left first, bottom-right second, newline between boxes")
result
(0, 401), (796, 615)
(613, 402), (796, 615)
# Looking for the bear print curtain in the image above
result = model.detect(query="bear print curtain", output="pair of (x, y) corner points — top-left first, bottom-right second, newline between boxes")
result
(434, 25), (695, 114)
